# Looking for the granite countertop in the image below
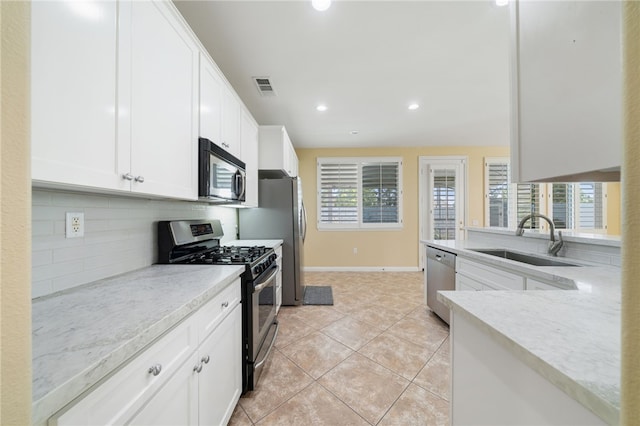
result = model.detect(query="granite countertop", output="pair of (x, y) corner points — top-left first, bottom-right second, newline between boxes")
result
(422, 239), (621, 424)
(32, 264), (245, 425)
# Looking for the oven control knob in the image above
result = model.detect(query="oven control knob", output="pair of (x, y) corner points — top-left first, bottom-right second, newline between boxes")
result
(254, 264), (263, 274)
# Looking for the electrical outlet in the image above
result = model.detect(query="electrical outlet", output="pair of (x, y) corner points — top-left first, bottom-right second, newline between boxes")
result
(353, 247), (358, 254)
(66, 212), (85, 238)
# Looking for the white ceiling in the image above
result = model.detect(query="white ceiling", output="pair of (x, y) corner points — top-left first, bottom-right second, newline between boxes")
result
(174, 0), (512, 149)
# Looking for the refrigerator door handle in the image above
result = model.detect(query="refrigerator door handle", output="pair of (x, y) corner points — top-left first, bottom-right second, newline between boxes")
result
(301, 200), (308, 243)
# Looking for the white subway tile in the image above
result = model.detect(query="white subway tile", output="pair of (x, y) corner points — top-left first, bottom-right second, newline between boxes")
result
(32, 280), (53, 299)
(32, 250), (52, 267)
(33, 260), (84, 282)
(32, 220), (54, 237)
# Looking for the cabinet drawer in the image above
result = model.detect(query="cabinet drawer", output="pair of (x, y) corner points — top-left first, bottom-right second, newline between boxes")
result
(456, 273), (483, 291)
(52, 317), (197, 426)
(457, 258), (524, 291)
(196, 278), (242, 342)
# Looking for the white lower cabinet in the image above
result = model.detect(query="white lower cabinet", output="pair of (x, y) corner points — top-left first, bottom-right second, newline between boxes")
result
(197, 304), (242, 425)
(51, 279), (242, 426)
(456, 256), (566, 292)
(129, 352), (199, 426)
(451, 312), (605, 425)
(456, 257), (525, 291)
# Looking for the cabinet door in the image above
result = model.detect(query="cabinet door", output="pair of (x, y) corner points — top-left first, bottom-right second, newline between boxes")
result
(511, 0), (622, 182)
(31, 1), (128, 191)
(200, 55), (223, 145)
(197, 304), (242, 426)
(129, 353), (199, 426)
(241, 109), (259, 207)
(455, 274), (483, 291)
(221, 86), (241, 158)
(125, 0), (199, 199)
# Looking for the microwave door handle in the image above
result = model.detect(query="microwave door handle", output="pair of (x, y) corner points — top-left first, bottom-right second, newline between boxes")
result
(238, 173), (246, 199)
(233, 171), (245, 199)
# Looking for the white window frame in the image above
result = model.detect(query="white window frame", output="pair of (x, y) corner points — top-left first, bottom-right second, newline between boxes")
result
(317, 157), (403, 231)
(484, 158), (607, 233)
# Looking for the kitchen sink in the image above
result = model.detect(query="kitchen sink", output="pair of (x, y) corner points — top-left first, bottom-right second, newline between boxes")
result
(469, 249), (582, 267)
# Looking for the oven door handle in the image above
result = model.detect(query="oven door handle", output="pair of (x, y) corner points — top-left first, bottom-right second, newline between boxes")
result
(253, 265), (278, 292)
(254, 320), (279, 370)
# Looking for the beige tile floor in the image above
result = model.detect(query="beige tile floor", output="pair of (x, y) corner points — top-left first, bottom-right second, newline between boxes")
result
(229, 271), (450, 426)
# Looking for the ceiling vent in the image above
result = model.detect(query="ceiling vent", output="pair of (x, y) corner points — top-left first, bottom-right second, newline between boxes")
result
(253, 76), (277, 97)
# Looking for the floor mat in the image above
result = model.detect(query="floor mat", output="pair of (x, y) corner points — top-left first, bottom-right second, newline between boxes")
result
(303, 286), (334, 305)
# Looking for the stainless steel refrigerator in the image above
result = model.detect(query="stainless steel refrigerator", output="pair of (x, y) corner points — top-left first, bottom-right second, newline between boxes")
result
(239, 176), (307, 305)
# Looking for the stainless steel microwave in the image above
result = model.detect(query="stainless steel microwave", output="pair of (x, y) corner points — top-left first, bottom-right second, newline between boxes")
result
(199, 137), (246, 203)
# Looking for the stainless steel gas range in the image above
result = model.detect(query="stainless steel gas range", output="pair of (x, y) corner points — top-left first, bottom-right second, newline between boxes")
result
(157, 219), (279, 393)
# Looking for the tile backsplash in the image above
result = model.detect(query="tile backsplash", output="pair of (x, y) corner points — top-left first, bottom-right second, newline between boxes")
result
(32, 189), (239, 299)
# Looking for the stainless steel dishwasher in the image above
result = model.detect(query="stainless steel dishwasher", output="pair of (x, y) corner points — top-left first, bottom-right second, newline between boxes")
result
(426, 246), (456, 325)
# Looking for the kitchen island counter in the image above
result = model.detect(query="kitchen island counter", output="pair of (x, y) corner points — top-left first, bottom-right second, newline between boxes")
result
(32, 264), (244, 425)
(422, 239), (620, 424)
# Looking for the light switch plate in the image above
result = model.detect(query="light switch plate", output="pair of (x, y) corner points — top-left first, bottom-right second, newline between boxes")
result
(66, 212), (85, 238)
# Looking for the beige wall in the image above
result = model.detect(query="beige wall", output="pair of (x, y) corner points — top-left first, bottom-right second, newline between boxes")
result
(0, 2), (32, 424)
(298, 146), (622, 269)
(297, 146), (510, 268)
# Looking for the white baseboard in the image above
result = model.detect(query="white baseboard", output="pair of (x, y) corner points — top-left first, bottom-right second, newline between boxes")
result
(303, 266), (421, 272)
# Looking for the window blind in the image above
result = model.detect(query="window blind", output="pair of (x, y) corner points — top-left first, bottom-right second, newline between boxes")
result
(578, 183), (604, 229)
(362, 163), (399, 224)
(487, 162), (510, 228)
(551, 184), (574, 229)
(433, 169), (456, 240)
(515, 184), (542, 229)
(317, 157), (402, 229)
(318, 162), (358, 224)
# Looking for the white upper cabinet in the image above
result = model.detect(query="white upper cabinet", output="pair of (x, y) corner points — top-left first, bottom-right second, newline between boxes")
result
(510, 0), (622, 183)
(241, 109), (259, 207)
(258, 125), (298, 177)
(31, 0), (199, 200)
(124, 1), (199, 199)
(221, 85), (241, 158)
(31, 1), (126, 191)
(199, 54), (223, 148)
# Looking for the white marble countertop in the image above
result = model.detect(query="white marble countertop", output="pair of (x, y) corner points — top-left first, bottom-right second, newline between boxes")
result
(31, 264), (245, 425)
(224, 239), (284, 248)
(422, 239), (621, 424)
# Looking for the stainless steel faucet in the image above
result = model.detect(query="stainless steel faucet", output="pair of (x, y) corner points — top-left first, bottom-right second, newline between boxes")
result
(515, 213), (564, 256)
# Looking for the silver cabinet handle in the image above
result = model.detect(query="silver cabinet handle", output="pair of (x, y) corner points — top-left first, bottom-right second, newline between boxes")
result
(122, 173), (134, 181)
(134, 176), (145, 183)
(201, 355), (210, 364)
(193, 363), (203, 373)
(148, 364), (162, 376)
(221, 301), (229, 308)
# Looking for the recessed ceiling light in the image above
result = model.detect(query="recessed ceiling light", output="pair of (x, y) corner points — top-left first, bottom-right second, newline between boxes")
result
(350, 130), (359, 135)
(495, 0), (509, 6)
(408, 103), (420, 110)
(316, 104), (328, 112)
(312, 0), (331, 12)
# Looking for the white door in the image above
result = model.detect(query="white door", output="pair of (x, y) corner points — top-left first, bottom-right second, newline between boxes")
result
(419, 157), (467, 269)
